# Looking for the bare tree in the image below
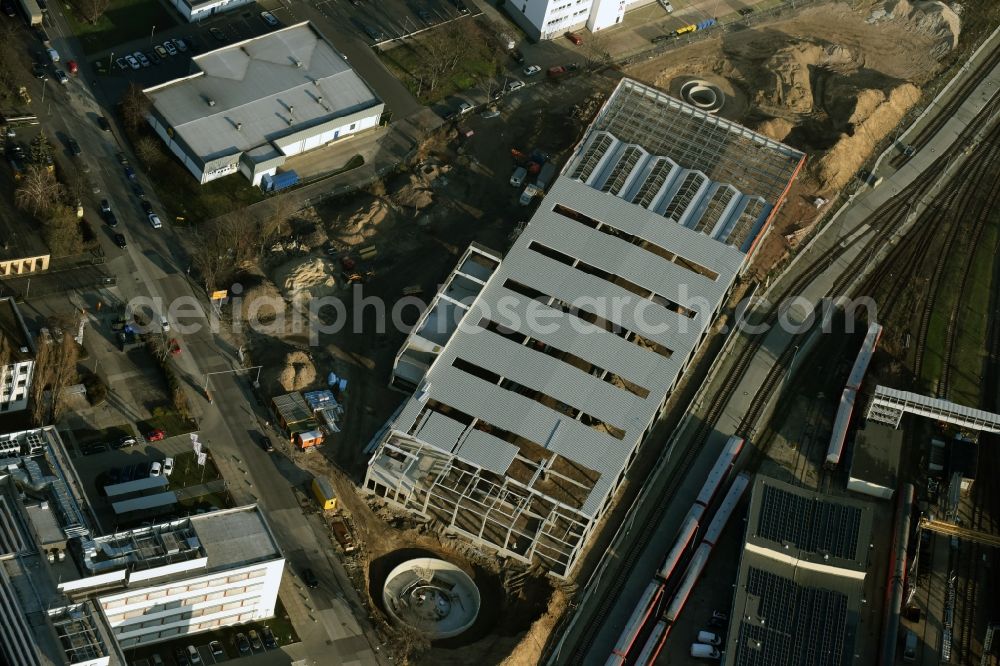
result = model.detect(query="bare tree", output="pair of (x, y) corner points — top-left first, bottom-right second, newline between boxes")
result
(75, 0), (110, 24)
(43, 207), (83, 257)
(120, 83), (151, 131)
(134, 135), (163, 166)
(258, 196), (297, 253)
(29, 325), (80, 425)
(15, 166), (62, 217)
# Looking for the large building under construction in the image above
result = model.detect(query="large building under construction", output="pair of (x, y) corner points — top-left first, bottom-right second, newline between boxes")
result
(364, 78), (805, 577)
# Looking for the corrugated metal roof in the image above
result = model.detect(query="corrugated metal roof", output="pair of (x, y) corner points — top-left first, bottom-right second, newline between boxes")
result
(415, 411), (467, 450)
(456, 430), (519, 475)
(145, 22), (382, 162)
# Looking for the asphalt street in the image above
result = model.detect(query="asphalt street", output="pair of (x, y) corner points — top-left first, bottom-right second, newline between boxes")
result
(30, 7), (388, 665)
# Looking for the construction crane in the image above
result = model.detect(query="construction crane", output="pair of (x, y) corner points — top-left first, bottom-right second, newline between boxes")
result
(918, 517), (1000, 549)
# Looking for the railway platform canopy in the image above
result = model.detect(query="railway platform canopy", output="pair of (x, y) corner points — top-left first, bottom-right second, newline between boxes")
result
(364, 78), (805, 578)
(725, 476), (874, 666)
(866, 385), (1000, 432)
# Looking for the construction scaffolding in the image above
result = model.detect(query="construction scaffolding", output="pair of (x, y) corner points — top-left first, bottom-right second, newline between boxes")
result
(366, 431), (594, 576)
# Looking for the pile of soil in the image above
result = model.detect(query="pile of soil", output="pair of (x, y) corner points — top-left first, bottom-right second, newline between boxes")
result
(869, 0), (961, 57)
(277, 350), (316, 391)
(273, 256), (338, 302)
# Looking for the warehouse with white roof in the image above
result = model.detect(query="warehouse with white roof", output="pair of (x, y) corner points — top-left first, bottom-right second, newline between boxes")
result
(364, 79), (804, 577)
(144, 22), (384, 186)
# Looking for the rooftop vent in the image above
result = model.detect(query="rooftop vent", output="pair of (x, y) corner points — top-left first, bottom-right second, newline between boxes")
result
(293, 58), (302, 68)
(236, 122), (243, 131)
(317, 95), (323, 104)
(286, 117), (293, 126)
(206, 98), (216, 107)
(18, 347), (28, 354)
(288, 105), (294, 117)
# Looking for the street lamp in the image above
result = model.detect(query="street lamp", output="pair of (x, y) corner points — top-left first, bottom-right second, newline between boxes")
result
(40, 77), (48, 105)
(150, 25), (156, 46)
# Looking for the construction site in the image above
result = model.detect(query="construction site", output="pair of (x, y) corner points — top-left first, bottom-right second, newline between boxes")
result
(209, 1), (1000, 664)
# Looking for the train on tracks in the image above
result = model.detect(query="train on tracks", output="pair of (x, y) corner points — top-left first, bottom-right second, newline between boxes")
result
(605, 436), (745, 665)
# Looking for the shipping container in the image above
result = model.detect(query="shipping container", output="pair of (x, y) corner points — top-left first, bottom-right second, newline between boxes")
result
(311, 476), (337, 511)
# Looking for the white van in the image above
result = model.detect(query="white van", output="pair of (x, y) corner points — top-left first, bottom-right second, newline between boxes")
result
(691, 643), (721, 660)
(698, 630), (722, 646)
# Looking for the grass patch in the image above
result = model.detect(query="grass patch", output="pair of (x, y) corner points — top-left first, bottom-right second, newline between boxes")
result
(63, 0), (176, 56)
(377, 23), (503, 105)
(167, 450), (221, 490)
(137, 407), (197, 439)
(72, 424), (133, 446)
(949, 218), (997, 406)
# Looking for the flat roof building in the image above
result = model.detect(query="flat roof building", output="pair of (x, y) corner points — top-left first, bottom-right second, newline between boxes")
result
(724, 476), (874, 666)
(847, 423), (902, 500)
(364, 79), (804, 577)
(166, 0), (252, 22)
(145, 22), (384, 186)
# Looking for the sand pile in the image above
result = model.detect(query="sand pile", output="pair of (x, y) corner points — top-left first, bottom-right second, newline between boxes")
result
(811, 83), (921, 192)
(754, 43), (863, 115)
(870, 0), (960, 56)
(755, 117), (795, 142)
(336, 200), (390, 246)
(278, 350), (316, 391)
(273, 256), (338, 302)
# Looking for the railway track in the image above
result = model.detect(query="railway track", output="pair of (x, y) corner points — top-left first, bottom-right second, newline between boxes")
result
(956, 497), (984, 664)
(556, 54), (1000, 666)
(888, 44), (1000, 169)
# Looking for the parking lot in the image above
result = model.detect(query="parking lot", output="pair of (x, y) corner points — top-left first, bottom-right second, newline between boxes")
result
(127, 620), (289, 666)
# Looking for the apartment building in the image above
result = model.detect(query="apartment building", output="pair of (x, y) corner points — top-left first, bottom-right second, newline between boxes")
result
(0, 297), (35, 412)
(506, 0), (656, 41)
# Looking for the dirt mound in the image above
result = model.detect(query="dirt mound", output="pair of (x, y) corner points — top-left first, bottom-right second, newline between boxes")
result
(336, 200), (391, 247)
(241, 279), (284, 323)
(870, 0), (960, 56)
(754, 42), (862, 114)
(273, 256), (338, 302)
(811, 83), (920, 192)
(755, 117), (795, 142)
(278, 350), (316, 391)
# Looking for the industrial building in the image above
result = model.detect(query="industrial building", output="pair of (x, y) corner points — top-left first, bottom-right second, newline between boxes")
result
(724, 475), (875, 666)
(0, 426), (284, 664)
(364, 79), (804, 577)
(144, 22), (384, 186)
(0, 297), (35, 412)
(505, 0), (659, 41)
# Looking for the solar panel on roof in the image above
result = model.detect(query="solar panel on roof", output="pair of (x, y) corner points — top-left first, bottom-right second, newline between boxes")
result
(756, 485), (862, 559)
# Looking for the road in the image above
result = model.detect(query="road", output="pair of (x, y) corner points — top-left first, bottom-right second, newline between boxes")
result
(548, 25), (1000, 666)
(29, 8), (388, 666)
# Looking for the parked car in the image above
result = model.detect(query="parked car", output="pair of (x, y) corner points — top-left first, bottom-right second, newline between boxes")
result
(97, 116), (111, 132)
(66, 60), (78, 74)
(147, 429), (166, 442)
(173, 38), (188, 52)
(162, 457), (174, 475)
(55, 69), (68, 84)
(248, 629), (263, 650)
(209, 27), (226, 42)
(104, 211), (119, 228)
(150, 461), (163, 477)
(523, 64), (541, 76)
(547, 65), (567, 78)
(117, 436), (137, 449)
(148, 50), (161, 65)
(707, 610), (728, 629)
(46, 47), (59, 63)
(260, 435), (274, 452)
(161, 41), (177, 57)
(124, 54), (140, 70)
(363, 25), (382, 41)
(458, 101), (473, 115)
(67, 138), (81, 156)
(565, 31), (582, 45)
(32, 63), (46, 79)
(235, 633), (251, 656)
(134, 51), (150, 67)
(261, 626), (278, 649)
(209, 641), (224, 659)
(141, 201), (153, 215)
(509, 48), (525, 64)
(260, 10), (279, 26)
(173, 648), (189, 666)
(301, 567), (319, 588)
(114, 57), (127, 70)
(154, 45), (168, 59)
(186, 645), (201, 665)
(113, 233), (127, 249)
(481, 108), (501, 119)
(117, 152), (129, 165)
(148, 213), (162, 229)
(509, 166), (527, 187)
(124, 165), (136, 180)
(506, 79), (524, 92)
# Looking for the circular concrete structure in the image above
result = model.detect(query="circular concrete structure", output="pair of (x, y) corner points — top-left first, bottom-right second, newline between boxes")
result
(680, 80), (726, 114)
(382, 557), (480, 639)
